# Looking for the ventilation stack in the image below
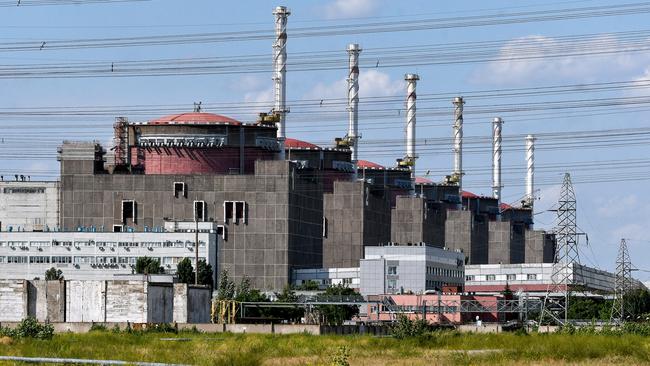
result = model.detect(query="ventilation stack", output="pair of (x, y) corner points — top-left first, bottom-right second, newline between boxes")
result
(492, 117), (503, 204)
(524, 134), (536, 209)
(347, 43), (362, 170)
(452, 97), (464, 192)
(403, 74), (419, 192)
(272, 6), (290, 160)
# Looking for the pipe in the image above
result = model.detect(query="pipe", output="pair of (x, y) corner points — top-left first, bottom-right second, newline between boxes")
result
(492, 117), (503, 202)
(273, 6), (290, 160)
(525, 134), (536, 209)
(405, 74), (419, 188)
(452, 97), (464, 192)
(347, 43), (362, 165)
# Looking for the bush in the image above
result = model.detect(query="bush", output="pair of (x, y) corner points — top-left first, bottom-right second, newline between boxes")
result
(89, 323), (107, 332)
(12, 317), (54, 340)
(330, 345), (350, 366)
(391, 314), (430, 339)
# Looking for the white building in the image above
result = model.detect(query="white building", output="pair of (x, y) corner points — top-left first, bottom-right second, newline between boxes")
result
(0, 222), (218, 282)
(464, 263), (628, 296)
(360, 243), (464, 296)
(292, 267), (360, 290)
(0, 181), (59, 232)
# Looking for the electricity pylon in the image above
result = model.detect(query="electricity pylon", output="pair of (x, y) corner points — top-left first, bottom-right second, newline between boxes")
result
(540, 173), (581, 325)
(610, 239), (632, 323)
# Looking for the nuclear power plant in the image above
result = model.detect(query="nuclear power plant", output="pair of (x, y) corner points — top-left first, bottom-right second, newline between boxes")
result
(0, 6), (558, 292)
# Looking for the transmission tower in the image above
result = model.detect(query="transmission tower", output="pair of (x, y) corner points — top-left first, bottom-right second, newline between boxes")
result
(610, 239), (633, 323)
(540, 173), (581, 325)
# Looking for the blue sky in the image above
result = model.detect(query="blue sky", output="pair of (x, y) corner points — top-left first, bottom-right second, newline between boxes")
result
(2, 0), (650, 279)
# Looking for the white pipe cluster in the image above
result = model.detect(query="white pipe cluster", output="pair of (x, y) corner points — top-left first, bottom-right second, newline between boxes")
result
(273, 6), (290, 159)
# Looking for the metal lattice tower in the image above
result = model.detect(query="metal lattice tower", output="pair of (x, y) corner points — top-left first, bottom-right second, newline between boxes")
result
(540, 173), (581, 325)
(610, 239), (633, 323)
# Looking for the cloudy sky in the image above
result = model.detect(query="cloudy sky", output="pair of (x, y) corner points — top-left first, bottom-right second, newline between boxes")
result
(1, 0), (650, 279)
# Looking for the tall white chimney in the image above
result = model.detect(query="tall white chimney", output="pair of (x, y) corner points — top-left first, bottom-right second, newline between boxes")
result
(405, 74), (419, 187)
(492, 117), (503, 203)
(347, 43), (361, 165)
(452, 97), (464, 193)
(525, 134), (536, 209)
(273, 6), (290, 160)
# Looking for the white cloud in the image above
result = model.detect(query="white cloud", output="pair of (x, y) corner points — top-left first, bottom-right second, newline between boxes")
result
(595, 194), (639, 218)
(322, 0), (380, 19)
(304, 69), (403, 100)
(472, 34), (650, 86)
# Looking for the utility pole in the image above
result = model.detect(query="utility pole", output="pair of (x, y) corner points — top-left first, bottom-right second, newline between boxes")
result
(540, 173), (581, 325)
(195, 209), (199, 286)
(610, 239), (632, 323)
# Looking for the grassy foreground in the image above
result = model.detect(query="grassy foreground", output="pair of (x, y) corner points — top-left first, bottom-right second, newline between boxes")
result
(0, 330), (649, 365)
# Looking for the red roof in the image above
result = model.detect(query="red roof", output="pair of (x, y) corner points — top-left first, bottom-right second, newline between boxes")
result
(357, 160), (385, 169)
(284, 138), (320, 149)
(415, 177), (434, 184)
(500, 203), (513, 211)
(149, 112), (241, 125)
(461, 191), (479, 199)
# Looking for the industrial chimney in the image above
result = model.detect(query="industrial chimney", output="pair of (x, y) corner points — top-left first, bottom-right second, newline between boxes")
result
(452, 97), (464, 193)
(404, 74), (419, 191)
(524, 134), (536, 209)
(492, 117), (503, 203)
(347, 43), (362, 167)
(273, 6), (290, 160)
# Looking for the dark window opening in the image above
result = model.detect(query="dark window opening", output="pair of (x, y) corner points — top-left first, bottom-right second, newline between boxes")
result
(174, 182), (186, 198)
(235, 201), (245, 223)
(224, 201), (234, 222)
(121, 200), (135, 224)
(113, 225), (123, 232)
(194, 201), (206, 222)
(216, 225), (226, 240)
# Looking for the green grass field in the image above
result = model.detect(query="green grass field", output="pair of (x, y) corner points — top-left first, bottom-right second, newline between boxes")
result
(0, 330), (649, 365)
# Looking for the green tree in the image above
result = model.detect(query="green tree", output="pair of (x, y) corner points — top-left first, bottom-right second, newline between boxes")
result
(217, 269), (236, 300)
(44, 267), (63, 281)
(197, 259), (214, 288)
(298, 280), (320, 291)
(176, 258), (194, 284)
(272, 285), (304, 323)
(134, 256), (164, 275)
(315, 284), (362, 326)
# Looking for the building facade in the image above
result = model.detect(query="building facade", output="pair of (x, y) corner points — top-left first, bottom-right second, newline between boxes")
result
(0, 181), (59, 232)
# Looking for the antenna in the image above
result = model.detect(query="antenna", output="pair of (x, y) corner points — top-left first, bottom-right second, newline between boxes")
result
(193, 101), (202, 113)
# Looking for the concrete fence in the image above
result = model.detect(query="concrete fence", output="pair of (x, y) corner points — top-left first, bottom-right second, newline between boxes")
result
(0, 279), (211, 324)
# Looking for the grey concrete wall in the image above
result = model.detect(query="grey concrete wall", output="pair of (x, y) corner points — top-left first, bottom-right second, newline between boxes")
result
(488, 221), (510, 264)
(66, 280), (106, 322)
(525, 230), (555, 263)
(0, 280), (27, 322)
(445, 210), (472, 262)
(391, 197), (446, 247)
(323, 181), (391, 268)
(173, 283), (211, 324)
(105, 280), (147, 323)
(147, 284), (173, 323)
(28, 280), (65, 322)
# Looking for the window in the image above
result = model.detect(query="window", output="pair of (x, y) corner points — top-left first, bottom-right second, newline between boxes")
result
(113, 225), (123, 233)
(527, 274), (537, 281)
(224, 201), (247, 224)
(29, 256), (50, 264)
(30, 241), (49, 247)
(387, 266), (398, 275)
(118, 257), (130, 264)
(194, 201), (206, 222)
(173, 182), (186, 198)
(507, 274), (517, 281)
(465, 275), (475, 281)
(74, 256), (95, 264)
(121, 200), (136, 224)
(52, 256), (72, 264)
(486, 274), (496, 281)
(216, 225), (226, 240)
(0, 257), (5, 264)
(7, 256), (27, 264)
(387, 279), (397, 291)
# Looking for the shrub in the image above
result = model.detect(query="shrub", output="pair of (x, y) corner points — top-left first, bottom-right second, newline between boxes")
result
(13, 317), (54, 340)
(89, 323), (107, 332)
(391, 314), (430, 339)
(331, 345), (350, 366)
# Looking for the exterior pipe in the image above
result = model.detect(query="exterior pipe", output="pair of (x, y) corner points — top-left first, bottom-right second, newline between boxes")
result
(405, 74), (419, 193)
(525, 134), (536, 209)
(347, 43), (362, 171)
(452, 97), (464, 193)
(492, 117), (503, 203)
(273, 6), (290, 160)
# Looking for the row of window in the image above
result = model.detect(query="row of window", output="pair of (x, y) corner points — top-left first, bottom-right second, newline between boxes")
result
(465, 274), (538, 281)
(426, 266), (463, 278)
(0, 240), (205, 248)
(1, 255), (195, 265)
(120, 198), (247, 224)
